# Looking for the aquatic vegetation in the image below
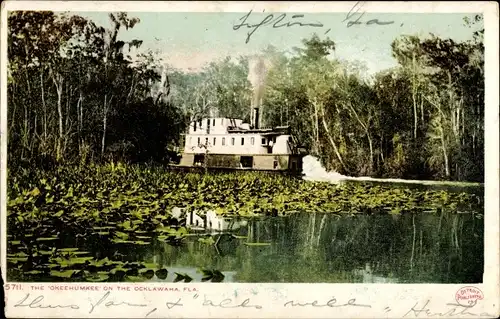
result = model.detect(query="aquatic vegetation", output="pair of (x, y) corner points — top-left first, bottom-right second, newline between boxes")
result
(6, 164), (483, 282)
(199, 268), (225, 282)
(174, 272), (193, 283)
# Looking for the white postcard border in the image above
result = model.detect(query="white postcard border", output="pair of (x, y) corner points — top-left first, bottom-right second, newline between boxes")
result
(1, 1), (498, 318)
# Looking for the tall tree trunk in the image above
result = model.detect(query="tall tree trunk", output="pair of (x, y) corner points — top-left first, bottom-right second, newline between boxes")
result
(425, 95), (451, 178)
(101, 95), (108, 158)
(23, 68), (33, 159)
(40, 69), (47, 140)
(439, 123), (450, 177)
(65, 84), (71, 133)
(9, 86), (17, 134)
(312, 102), (320, 154)
(76, 92), (83, 148)
(412, 54), (419, 139)
(51, 71), (64, 161)
(347, 101), (373, 172)
(56, 88), (63, 160)
(367, 133), (374, 173)
(413, 93), (418, 139)
(101, 94), (113, 158)
(318, 102), (346, 171)
(420, 96), (424, 127)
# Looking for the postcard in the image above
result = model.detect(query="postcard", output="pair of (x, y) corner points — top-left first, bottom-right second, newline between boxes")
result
(1, 1), (499, 318)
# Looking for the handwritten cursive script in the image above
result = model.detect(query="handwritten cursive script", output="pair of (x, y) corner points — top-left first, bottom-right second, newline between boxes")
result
(233, 10), (324, 44)
(14, 293), (80, 310)
(402, 300), (494, 318)
(233, 3), (396, 43)
(203, 295), (263, 309)
(284, 297), (371, 308)
(89, 291), (150, 314)
(343, 1), (394, 27)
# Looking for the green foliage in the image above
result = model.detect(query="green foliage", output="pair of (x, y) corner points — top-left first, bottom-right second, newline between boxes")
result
(7, 11), (182, 167)
(7, 11), (484, 182)
(8, 165), (481, 225)
(7, 163), (481, 282)
(262, 22), (484, 181)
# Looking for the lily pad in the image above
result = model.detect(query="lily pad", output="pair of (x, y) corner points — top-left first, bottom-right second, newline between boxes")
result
(50, 270), (75, 278)
(38, 250), (55, 255)
(85, 273), (109, 282)
(58, 248), (79, 252)
(244, 242), (271, 246)
(36, 237), (58, 242)
(72, 251), (91, 255)
(155, 268), (168, 280)
(53, 256), (94, 267)
(174, 272), (192, 283)
(140, 269), (155, 279)
(231, 235), (248, 239)
(93, 226), (115, 230)
(7, 257), (28, 262)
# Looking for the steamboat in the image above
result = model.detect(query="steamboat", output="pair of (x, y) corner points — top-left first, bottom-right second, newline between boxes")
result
(171, 105), (306, 175)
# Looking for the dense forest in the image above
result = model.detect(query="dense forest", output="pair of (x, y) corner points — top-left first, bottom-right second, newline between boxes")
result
(7, 11), (484, 181)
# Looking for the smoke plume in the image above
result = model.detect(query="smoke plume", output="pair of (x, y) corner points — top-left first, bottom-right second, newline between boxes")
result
(247, 56), (268, 111)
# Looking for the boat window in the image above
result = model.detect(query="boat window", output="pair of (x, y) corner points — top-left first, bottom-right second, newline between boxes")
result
(222, 137), (226, 146)
(231, 137), (235, 145)
(251, 137), (255, 145)
(213, 137), (216, 145)
(213, 119), (215, 126)
(261, 138), (266, 145)
(241, 137), (245, 145)
(197, 137), (200, 145)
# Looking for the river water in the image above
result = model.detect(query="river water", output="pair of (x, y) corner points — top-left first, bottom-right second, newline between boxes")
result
(8, 212), (483, 283)
(122, 211), (483, 284)
(7, 181), (484, 284)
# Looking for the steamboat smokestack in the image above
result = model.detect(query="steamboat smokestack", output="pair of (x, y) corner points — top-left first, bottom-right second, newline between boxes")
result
(253, 108), (260, 129)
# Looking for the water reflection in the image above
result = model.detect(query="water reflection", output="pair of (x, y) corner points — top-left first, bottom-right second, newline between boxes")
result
(7, 209), (483, 283)
(182, 208), (248, 233)
(136, 211), (482, 283)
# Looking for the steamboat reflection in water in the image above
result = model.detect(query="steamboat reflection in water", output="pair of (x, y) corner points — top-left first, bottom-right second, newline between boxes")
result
(139, 209), (483, 284)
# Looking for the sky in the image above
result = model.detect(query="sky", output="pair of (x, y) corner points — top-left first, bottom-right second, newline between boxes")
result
(76, 11), (482, 75)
